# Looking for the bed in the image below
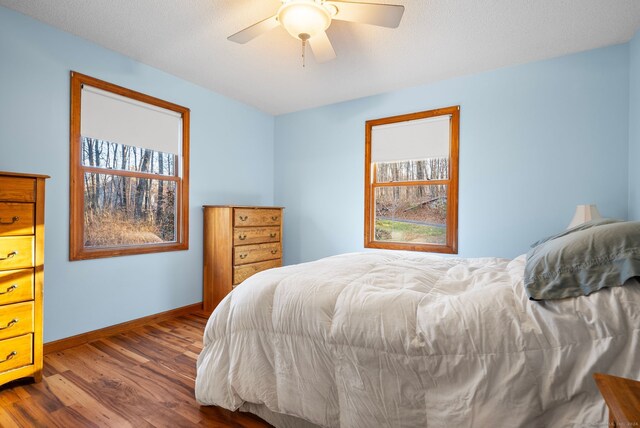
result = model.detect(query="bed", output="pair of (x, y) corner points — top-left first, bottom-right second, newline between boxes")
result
(196, 221), (640, 427)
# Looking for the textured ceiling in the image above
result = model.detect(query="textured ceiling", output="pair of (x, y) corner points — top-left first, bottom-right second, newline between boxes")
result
(1, 0), (640, 115)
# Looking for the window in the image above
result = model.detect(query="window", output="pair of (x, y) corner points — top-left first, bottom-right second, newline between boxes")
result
(365, 106), (459, 253)
(70, 72), (190, 260)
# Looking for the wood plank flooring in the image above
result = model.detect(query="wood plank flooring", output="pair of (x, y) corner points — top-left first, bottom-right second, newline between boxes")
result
(0, 312), (272, 427)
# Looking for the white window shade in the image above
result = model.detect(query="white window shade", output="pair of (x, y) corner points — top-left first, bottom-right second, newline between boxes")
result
(81, 85), (182, 155)
(372, 115), (451, 163)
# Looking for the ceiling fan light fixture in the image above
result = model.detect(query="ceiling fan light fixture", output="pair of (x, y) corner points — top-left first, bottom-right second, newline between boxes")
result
(228, 0), (405, 65)
(277, 0), (331, 40)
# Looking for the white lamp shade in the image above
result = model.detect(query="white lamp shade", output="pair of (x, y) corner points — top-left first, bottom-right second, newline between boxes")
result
(567, 204), (602, 229)
(278, 1), (331, 39)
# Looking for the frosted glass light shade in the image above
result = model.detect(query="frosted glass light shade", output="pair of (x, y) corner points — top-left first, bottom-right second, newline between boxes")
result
(278, 0), (331, 40)
(567, 204), (602, 229)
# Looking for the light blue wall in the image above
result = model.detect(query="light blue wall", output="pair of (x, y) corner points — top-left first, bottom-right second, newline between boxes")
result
(0, 6), (275, 342)
(275, 45), (630, 263)
(630, 30), (640, 220)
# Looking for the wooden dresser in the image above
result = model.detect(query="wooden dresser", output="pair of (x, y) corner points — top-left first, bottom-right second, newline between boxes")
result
(203, 205), (283, 312)
(0, 171), (47, 387)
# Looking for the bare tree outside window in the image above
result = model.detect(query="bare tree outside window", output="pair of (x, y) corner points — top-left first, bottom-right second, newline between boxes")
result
(82, 139), (177, 247)
(374, 158), (448, 244)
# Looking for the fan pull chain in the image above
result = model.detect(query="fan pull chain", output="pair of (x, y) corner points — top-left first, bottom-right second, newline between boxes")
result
(302, 39), (306, 67)
(299, 33), (310, 68)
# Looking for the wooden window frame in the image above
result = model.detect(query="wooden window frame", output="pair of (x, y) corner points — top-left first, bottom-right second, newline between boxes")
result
(364, 106), (459, 254)
(69, 71), (190, 260)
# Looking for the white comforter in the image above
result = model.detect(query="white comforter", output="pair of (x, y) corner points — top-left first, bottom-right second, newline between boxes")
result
(195, 251), (640, 427)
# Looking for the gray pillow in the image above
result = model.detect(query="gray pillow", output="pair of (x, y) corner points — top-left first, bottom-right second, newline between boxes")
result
(524, 221), (640, 300)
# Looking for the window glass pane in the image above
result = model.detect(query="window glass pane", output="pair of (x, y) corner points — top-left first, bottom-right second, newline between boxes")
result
(81, 137), (176, 176)
(376, 157), (448, 183)
(374, 184), (447, 245)
(84, 173), (177, 247)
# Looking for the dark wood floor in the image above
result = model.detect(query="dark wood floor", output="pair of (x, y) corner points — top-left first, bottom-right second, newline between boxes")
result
(0, 312), (272, 427)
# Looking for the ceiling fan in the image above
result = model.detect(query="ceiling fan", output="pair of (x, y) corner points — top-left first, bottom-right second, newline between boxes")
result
(228, 0), (405, 65)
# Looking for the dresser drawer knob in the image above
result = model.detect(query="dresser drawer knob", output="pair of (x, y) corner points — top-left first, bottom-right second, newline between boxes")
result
(0, 351), (17, 364)
(0, 318), (18, 330)
(270, 249), (278, 255)
(239, 254), (247, 259)
(270, 233), (277, 238)
(0, 216), (19, 225)
(238, 234), (247, 240)
(271, 216), (279, 221)
(239, 216), (248, 222)
(0, 284), (17, 295)
(0, 251), (17, 261)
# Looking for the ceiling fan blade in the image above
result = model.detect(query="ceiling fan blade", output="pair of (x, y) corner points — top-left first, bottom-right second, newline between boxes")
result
(327, 1), (404, 28)
(309, 31), (337, 63)
(228, 15), (279, 44)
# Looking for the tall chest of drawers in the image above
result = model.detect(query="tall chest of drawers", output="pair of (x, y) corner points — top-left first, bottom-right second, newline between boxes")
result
(203, 206), (283, 312)
(0, 171), (47, 386)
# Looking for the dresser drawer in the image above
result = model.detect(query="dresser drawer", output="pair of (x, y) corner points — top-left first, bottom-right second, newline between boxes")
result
(0, 203), (34, 236)
(233, 259), (281, 285)
(0, 269), (33, 305)
(0, 237), (34, 270)
(234, 208), (282, 227)
(0, 334), (33, 373)
(0, 301), (34, 341)
(234, 242), (281, 265)
(0, 177), (35, 203)
(233, 226), (280, 246)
